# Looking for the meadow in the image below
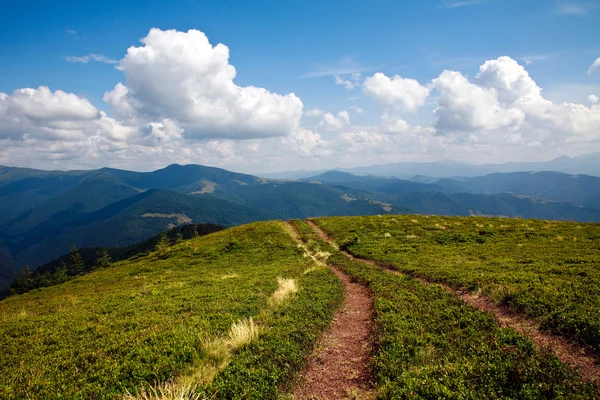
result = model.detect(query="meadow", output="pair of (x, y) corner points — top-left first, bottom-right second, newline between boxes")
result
(0, 221), (343, 399)
(312, 215), (600, 357)
(291, 218), (599, 398)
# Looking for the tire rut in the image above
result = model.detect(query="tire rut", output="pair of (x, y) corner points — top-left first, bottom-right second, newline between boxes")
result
(305, 219), (600, 384)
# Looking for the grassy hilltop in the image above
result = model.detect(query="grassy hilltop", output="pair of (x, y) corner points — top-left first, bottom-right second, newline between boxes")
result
(1, 215), (599, 398)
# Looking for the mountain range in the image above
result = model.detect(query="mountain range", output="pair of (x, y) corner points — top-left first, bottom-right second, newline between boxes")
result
(1, 162), (599, 292)
(263, 152), (600, 179)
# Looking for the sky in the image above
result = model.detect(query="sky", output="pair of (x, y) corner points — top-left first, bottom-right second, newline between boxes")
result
(0, 0), (599, 173)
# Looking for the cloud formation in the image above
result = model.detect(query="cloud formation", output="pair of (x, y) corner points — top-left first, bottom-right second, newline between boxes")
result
(363, 73), (430, 112)
(105, 28), (303, 140)
(1, 28), (600, 173)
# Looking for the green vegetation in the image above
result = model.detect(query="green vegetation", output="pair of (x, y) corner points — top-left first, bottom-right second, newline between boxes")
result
(291, 219), (599, 398)
(313, 215), (600, 356)
(0, 221), (343, 399)
(6, 223), (225, 297)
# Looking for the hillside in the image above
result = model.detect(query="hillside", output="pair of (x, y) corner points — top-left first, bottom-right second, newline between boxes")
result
(1, 217), (598, 398)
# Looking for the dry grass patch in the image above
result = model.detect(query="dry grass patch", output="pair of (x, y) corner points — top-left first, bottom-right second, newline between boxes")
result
(123, 381), (202, 400)
(269, 277), (298, 306)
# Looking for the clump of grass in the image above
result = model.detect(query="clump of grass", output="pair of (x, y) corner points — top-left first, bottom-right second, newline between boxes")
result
(123, 381), (202, 400)
(384, 232), (392, 238)
(220, 273), (238, 280)
(268, 278), (298, 306)
(227, 317), (260, 349)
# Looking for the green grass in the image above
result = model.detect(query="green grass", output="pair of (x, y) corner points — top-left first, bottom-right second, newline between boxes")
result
(291, 219), (599, 399)
(313, 215), (600, 356)
(0, 221), (343, 399)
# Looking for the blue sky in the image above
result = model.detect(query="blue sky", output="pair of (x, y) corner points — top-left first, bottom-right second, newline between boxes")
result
(0, 0), (599, 172)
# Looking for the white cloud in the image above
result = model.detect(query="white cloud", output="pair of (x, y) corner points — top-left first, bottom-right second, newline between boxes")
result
(319, 111), (350, 131)
(349, 105), (364, 114)
(0, 86), (101, 141)
(432, 70), (524, 135)
(363, 73), (430, 112)
(305, 108), (324, 117)
(588, 57), (600, 74)
(334, 73), (362, 90)
(65, 54), (118, 64)
(430, 56), (600, 146)
(105, 28), (303, 140)
(589, 94), (599, 104)
(283, 128), (331, 157)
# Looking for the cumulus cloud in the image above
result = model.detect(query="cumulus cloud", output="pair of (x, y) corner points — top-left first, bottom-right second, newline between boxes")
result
(349, 105), (364, 114)
(0, 86), (101, 141)
(105, 28), (303, 140)
(589, 94), (599, 104)
(430, 56), (600, 145)
(432, 70), (524, 134)
(363, 73), (430, 112)
(589, 57), (600, 74)
(319, 111), (351, 131)
(283, 128), (332, 157)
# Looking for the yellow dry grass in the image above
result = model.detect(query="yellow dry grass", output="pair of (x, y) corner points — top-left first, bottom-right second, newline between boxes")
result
(268, 278), (298, 306)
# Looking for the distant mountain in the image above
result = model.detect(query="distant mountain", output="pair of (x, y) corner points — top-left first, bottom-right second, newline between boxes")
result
(377, 192), (600, 222)
(262, 152), (600, 179)
(304, 171), (451, 194)
(435, 171), (600, 208)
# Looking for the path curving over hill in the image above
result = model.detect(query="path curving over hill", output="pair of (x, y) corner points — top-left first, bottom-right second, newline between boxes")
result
(305, 219), (600, 385)
(285, 221), (375, 399)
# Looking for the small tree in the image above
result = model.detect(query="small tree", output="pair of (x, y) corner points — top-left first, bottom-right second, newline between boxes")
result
(9, 265), (33, 295)
(175, 231), (184, 244)
(70, 245), (85, 275)
(54, 262), (69, 283)
(156, 233), (170, 259)
(97, 249), (111, 269)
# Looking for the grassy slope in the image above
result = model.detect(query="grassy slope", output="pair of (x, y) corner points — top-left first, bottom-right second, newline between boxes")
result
(314, 215), (600, 356)
(292, 219), (598, 398)
(0, 221), (343, 399)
